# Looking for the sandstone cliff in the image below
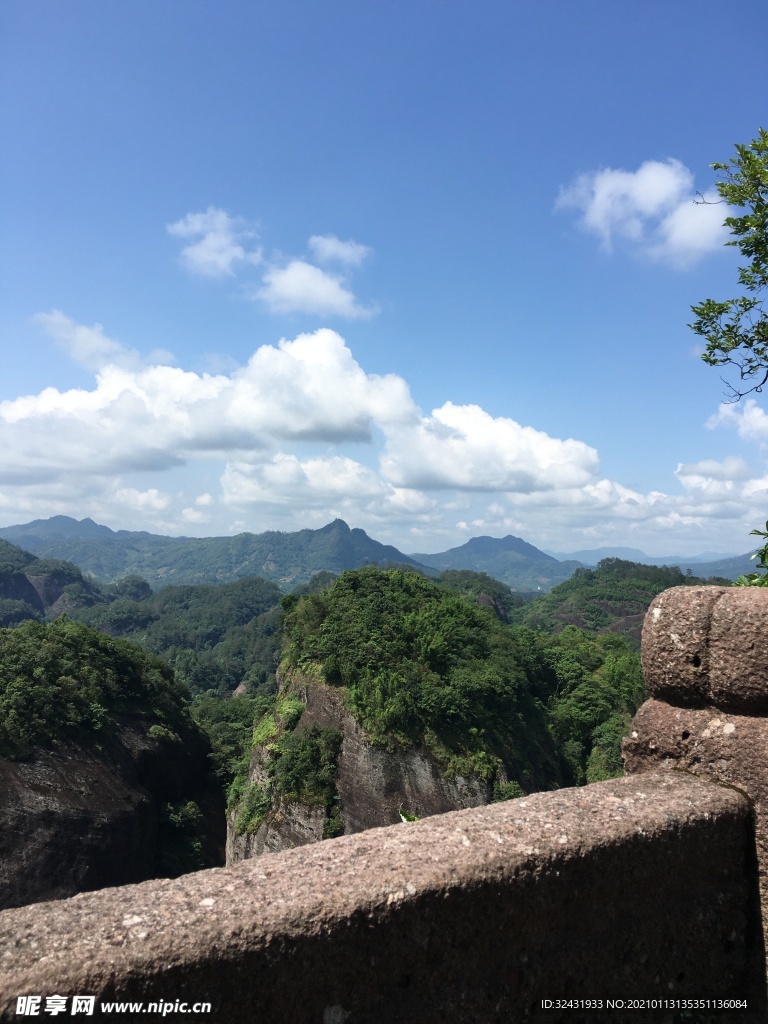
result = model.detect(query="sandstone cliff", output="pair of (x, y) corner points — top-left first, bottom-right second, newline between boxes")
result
(0, 713), (225, 910)
(227, 668), (496, 864)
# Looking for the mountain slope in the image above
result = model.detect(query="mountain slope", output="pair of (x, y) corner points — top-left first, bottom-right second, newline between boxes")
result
(509, 557), (730, 646)
(0, 517), (430, 590)
(0, 539), (107, 626)
(410, 534), (582, 592)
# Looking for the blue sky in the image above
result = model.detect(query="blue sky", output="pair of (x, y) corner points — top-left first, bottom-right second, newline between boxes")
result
(1, 0), (767, 555)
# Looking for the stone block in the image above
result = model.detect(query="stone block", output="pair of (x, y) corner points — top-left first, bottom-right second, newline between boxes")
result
(641, 586), (768, 712)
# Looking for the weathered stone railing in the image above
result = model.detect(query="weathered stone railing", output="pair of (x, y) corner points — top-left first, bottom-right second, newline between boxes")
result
(1, 585), (768, 1022)
(625, 587), (768, 930)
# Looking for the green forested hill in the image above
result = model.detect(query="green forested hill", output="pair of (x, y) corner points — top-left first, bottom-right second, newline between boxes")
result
(74, 576), (283, 695)
(0, 618), (195, 759)
(277, 566), (646, 791)
(509, 558), (731, 645)
(0, 517), (429, 589)
(410, 534), (582, 592)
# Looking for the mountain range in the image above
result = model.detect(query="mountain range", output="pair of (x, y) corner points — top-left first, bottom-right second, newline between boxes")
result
(546, 544), (755, 582)
(0, 515), (757, 593)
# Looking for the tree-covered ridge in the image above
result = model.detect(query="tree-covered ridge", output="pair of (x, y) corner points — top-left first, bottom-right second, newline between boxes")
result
(435, 569), (525, 622)
(282, 568), (549, 790)
(74, 576), (283, 695)
(0, 618), (196, 759)
(512, 625), (647, 785)
(410, 533), (582, 592)
(0, 517), (430, 589)
(509, 558), (730, 644)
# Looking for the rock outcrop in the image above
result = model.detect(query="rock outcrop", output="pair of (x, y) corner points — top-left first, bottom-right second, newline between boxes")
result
(624, 585), (768, 943)
(227, 670), (492, 864)
(0, 714), (225, 910)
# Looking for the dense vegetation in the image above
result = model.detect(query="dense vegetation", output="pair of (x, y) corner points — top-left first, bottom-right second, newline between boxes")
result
(509, 558), (730, 645)
(1, 541), (727, 829)
(410, 533), (581, 592)
(0, 617), (195, 759)
(74, 576), (283, 695)
(279, 566), (643, 789)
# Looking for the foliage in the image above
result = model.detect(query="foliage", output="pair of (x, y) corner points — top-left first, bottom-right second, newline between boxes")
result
(510, 558), (723, 645)
(233, 782), (272, 835)
(0, 539), (37, 571)
(75, 576), (282, 695)
(511, 624), (647, 785)
(283, 567), (561, 790)
(156, 800), (206, 876)
(435, 570), (525, 621)
(192, 690), (273, 786)
(106, 575), (153, 601)
(0, 618), (194, 759)
(269, 725), (342, 805)
(492, 780), (525, 802)
(231, 723), (343, 836)
(0, 598), (43, 628)
(691, 128), (768, 399)
(734, 521), (768, 586)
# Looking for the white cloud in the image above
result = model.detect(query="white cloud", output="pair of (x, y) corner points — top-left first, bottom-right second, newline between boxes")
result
(556, 159), (727, 266)
(181, 506), (209, 523)
(675, 455), (752, 497)
(167, 207), (261, 278)
(0, 324), (414, 485)
(114, 487), (171, 511)
(35, 310), (143, 372)
(381, 402), (599, 492)
(256, 260), (378, 318)
(308, 234), (371, 266)
(708, 400), (768, 444)
(3, 314), (765, 554)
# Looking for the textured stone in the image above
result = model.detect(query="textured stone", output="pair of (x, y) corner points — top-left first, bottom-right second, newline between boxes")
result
(624, 698), (768, 922)
(641, 585), (768, 712)
(0, 715), (224, 910)
(1, 772), (763, 1023)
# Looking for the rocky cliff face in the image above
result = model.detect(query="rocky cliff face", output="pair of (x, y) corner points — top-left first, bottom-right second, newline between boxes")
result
(0, 714), (225, 910)
(227, 669), (492, 864)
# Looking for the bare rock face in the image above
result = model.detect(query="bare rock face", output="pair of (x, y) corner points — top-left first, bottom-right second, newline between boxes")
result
(227, 672), (491, 865)
(0, 716), (224, 910)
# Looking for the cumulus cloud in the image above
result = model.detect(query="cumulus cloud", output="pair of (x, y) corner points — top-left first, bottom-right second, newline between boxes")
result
(5, 314), (764, 553)
(708, 400), (768, 444)
(308, 234), (371, 266)
(167, 207), (261, 278)
(256, 261), (378, 318)
(675, 456), (752, 496)
(556, 159), (727, 266)
(0, 324), (414, 485)
(381, 402), (599, 492)
(114, 487), (171, 511)
(167, 211), (377, 317)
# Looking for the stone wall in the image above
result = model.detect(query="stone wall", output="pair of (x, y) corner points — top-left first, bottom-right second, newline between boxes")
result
(1, 771), (764, 1023)
(624, 586), (768, 943)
